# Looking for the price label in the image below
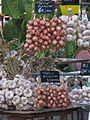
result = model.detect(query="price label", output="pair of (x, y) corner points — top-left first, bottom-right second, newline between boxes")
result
(40, 71), (60, 82)
(35, 1), (55, 14)
(80, 63), (90, 75)
(62, 0), (79, 5)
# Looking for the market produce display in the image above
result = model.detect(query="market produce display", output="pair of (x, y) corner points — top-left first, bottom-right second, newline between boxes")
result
(82, 85), (90, 103)
(24, 17), (65, 53)
(68, 87), (82, 106)
(35, 85), (70, 110)
(0, 75), (36, 111)
(77, 18), (90, 47)
(60, 15), (78, 42)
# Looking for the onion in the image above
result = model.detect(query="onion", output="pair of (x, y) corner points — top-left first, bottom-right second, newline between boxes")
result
(51, 27), (55, 32)
(40, 20), (46, 25)
(42, 45), (46, 50)
(56, 36), (60, 40)
(24, 43), (29, 48)
(34, 47), (39, 52)
(26, 34), (32, 39)
(56, 26), (61, 31)
(52, 40), (58, 45)
(33, 21), (38, 26)
(52, 22), (57, 27)
(53, 31), (57, 36)
(32, 36), (38, 42)
(45, 22), (50, 27)
(58, 19), (62, 24)
(44, 41), (48, 46)
(43, 30), (48, 34)
(38, 39), (43, 44)
(59, 40), (65, 47)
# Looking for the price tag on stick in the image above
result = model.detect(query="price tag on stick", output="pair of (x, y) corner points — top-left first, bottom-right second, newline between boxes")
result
(40, 71), (60, 82)
(80, 63), (90, 75)
(35, 1), (55, 14)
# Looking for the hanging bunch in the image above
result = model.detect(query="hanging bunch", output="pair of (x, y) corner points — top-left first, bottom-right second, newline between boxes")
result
(77, 18), (90, 47)
(24, 16), (65, 53)
(60, 15), (78, 42)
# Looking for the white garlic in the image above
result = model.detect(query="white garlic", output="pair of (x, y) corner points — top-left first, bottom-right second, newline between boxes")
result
(83, 41), (89, 47)
(21, 97), (28, 105)
(66, 28), (74, 34)
(67, 20), (74, 28)
(23, 88), (32, 97)
(77, 39), (83, 47)
(5, 91), (14, 99)
(8, 80), (16, 89)
(66, 34), (73, 41)
(15, 88), (23, 96)
(12, 95), (20, 105)
(79, 25), (86, 32)
(81, 18), (88, 25)
(16, 103), (23, 111)
(83, 92), (87, 97)
(83, 30), (90, 36)
(0, 95), (5, 103)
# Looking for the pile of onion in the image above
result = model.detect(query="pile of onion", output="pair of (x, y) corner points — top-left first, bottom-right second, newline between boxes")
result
(24, 17), (65, 53)
(35, 85), (70, 110)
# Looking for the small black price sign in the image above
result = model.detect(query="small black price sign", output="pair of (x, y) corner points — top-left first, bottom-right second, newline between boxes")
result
(40, 71), (60, 82)
(35, 1), (55, 14)
(80, 63), (90, 75)
(62, 0), (79, 5)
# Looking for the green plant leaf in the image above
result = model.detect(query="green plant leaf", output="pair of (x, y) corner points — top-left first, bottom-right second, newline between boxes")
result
(3, 0), (20, 19)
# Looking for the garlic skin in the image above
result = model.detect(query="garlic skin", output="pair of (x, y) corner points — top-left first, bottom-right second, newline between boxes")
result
(66, 34), (73, 41)
(83, 42), (89, 47)
(23, 88), (32, 97)
(79, 25), (86, 32)
(81, 18), (88, 25)
(0, 95), (5, 103)
(21, 97), (28, 105)
(12, 95), (20, 105)
(77, 39), (83, 47)
(16, 103), (24, 111)
(8, 81), (16, 89)
(15, 88), (23, 96)
(5, 91), (14, 100)
(67, 20), (74, 28)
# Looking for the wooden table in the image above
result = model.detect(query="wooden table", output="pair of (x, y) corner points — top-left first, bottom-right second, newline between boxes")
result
(0, 106), (84, 120)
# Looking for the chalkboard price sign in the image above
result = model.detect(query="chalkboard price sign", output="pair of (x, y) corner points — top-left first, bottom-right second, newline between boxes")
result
(80, 63), (90, 75)
(35, 1), (55, 14)
(40, 71), (60, 82)
(62, 0), (79, 5)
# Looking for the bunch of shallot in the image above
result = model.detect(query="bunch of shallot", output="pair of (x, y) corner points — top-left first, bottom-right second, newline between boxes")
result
(24, 17), (65, 53)
(35, 85), (70, 110)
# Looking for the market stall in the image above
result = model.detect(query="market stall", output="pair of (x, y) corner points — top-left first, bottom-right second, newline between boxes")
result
(0, 0), (90, 120)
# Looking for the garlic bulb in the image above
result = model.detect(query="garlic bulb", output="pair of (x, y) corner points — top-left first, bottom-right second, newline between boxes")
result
(66, 28), (74, 34)
(8, 81), (16, 89)
(83, 42), (89, 47)
(5, 91), (14, 99)
(15, 88), (23, 96)
(23, 88), (32, 97)
(81, 18), (88, 25)
(66, 34), (73, 41)
(83, 30), (90, 36)
(67, 20), (74, 28)
(0, 95), (5, 103)
(79, 25), (86, 32)
(12, 95), (20, 105)
(77, 39), (83, 47)
(21, 97), (28, 105)
(16, 103), (24, 111)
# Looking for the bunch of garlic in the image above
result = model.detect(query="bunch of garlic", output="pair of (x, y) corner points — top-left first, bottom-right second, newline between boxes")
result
(68, 88), (82, 106)
(82, 86), (90, 104)
(77, 18), (90, 47)
(60, 15), (78, 42)
(0, 74), (36, 111)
